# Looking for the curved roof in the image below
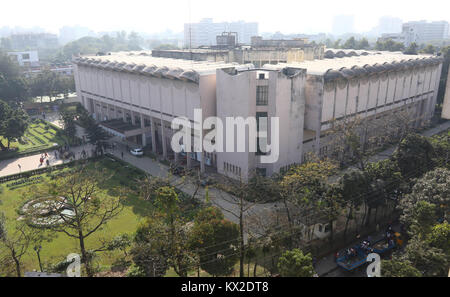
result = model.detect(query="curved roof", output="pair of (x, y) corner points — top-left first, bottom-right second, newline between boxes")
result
(73, 51), (244, 84)
(268, 52), (442, 80)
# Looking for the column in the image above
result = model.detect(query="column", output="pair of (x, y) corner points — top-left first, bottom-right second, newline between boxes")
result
(200, 152), (205, 173)
(140, 114), (146, 147)
(150, 117), (157, 153)
(161, 119), (167, 159)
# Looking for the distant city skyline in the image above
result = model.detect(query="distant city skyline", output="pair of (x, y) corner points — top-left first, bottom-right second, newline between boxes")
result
(1, 0), (449, 37)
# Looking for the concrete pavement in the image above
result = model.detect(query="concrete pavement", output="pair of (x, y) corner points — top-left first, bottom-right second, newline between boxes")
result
(0, 144), (94, 177)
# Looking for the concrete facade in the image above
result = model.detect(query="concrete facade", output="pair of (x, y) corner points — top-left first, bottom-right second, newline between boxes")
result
(216, 67), (306, 180)
(73, 51), (443, 181)
(152, 46), (325, 66)
(442, 70), (450, 120)
(268, 54), (443, 158)
(7, 50), (39, 67)
(402, 21), (450, 46)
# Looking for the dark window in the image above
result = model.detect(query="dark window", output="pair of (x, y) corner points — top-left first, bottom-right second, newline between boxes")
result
(256, 86), (268, 106)
(256, 112), (268, 155)
(256, 168), (266, 177)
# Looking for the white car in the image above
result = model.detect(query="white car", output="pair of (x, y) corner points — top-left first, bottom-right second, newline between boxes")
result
(130, 148), (144, 156)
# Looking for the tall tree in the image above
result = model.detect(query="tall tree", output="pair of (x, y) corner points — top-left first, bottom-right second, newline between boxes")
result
(189, 207), (239, 276)
(0, 213), (36, 277)
(277, 249), (315, 277)
(28, 165), (125, 276)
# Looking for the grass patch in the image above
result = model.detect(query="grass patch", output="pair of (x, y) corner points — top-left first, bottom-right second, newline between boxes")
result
(0, 157), (203, 275)
(0, 120), (69, 160)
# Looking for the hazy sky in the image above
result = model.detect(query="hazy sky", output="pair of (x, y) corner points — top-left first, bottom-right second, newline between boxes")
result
(1, 0), (449, 34)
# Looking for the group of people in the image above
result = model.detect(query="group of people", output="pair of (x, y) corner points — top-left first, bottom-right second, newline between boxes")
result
(385, 225), (396, 247)
(39, 152), (50, 166)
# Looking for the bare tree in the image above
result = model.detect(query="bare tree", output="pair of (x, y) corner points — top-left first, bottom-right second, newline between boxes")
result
(28, 165), (125, 276)
(0, 213), (36, 277)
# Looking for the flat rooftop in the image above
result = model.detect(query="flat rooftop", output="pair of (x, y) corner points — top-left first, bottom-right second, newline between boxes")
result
(73, 51), (253, 83)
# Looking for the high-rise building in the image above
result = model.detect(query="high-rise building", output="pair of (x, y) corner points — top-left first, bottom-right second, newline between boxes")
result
(332, 15), (355, 36)
(184, 18), (258, 47)
(402, 20), (449, 45)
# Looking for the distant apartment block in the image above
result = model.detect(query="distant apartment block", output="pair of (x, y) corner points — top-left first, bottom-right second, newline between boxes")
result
(6, 33), (59, 50)
(402, 21), (449, 45)
(184, 18), (258, 47)
(7, 50), (39, 67)
(152, 36), (325, 67)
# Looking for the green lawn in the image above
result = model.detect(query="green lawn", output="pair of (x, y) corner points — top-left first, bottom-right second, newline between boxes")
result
(0, 120), (69, 160)
(0, 157), (159, 275)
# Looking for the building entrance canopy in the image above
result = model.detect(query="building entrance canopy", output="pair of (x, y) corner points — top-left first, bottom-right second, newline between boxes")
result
(99, 119), (149, 138)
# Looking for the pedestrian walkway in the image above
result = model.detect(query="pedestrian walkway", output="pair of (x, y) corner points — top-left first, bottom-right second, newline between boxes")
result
(0, 144), (94, 178)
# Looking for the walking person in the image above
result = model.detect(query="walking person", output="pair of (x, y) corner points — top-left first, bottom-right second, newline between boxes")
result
(18, 164), (21, 172)
(121, 151), (124, 159)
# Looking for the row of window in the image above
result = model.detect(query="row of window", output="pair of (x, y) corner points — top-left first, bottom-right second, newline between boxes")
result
(224, 162), (241, 177)
(256, 85), (268, 106)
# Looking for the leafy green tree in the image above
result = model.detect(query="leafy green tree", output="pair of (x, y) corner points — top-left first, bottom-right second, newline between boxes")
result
(86, 120), (110, 152)
(0, 76), (29, 103)
(332, 39), (342, 49)
(399, 167), (450, 232)
(427, 222), (450, 255)
(381, 257), (421, 277)
(338, 169), (368, 238)
(280, 158), (338, 244)
(420, 44), (436, 54)
(60, 108), (77, 143)
(402, 237), (448, 277)
(403, 201), (439, 237)
(375, 39), (404, 52)
(277, 249), (315, 277)
(189, 207), (239, 276)
(130, 216), (169, 277)
(404, 42), (418, 55)
(393, 133), (435, 179)
(342, 37), (357, 49)
(154, 186), (195, 277)
(2, 108), (29, 149)
(357, 38), (370, 50)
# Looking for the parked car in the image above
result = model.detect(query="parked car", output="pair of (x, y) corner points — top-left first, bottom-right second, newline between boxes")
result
(130, 148), (144, 156)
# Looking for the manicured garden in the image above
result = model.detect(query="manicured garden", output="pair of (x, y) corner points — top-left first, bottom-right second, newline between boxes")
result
(0, 156), (203, 275)
(0, 119), (70, 160)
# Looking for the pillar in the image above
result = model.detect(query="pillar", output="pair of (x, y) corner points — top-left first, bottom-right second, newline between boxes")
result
(140, 114), (146, 147)
(161, 118), (167, 159)
(151, 117), (157, 153)
(200, 152), (205, 173)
